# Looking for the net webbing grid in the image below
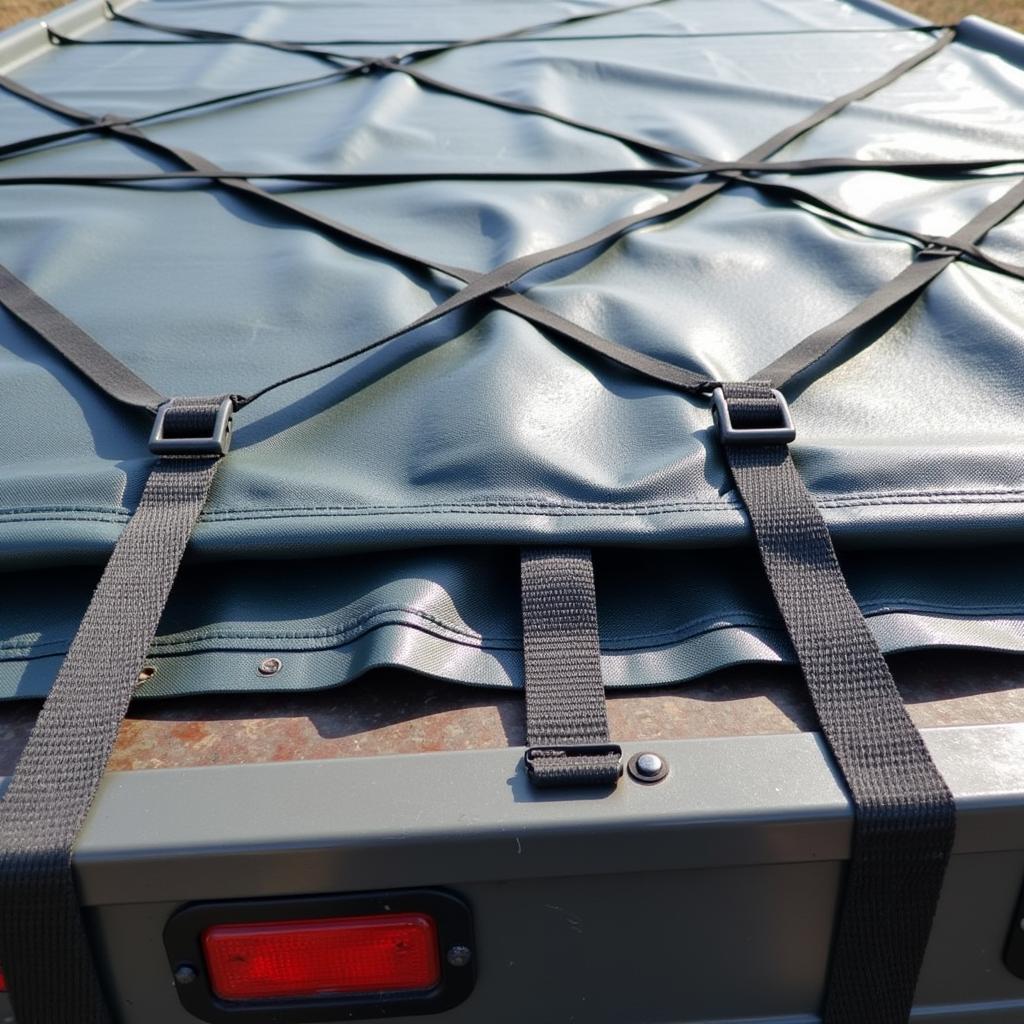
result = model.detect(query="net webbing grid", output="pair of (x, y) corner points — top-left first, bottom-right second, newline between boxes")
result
(0, 0), (1021, 412)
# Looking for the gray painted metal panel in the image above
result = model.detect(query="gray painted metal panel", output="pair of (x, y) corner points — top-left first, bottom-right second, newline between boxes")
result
(28, 724), (1019, 1021)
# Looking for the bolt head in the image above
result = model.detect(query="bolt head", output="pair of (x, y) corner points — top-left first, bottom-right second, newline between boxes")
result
(174, 964), (198, 986)
(628, 751), (669, 783)
(258, 657), (283, 676)
(446, 945), (473, 968)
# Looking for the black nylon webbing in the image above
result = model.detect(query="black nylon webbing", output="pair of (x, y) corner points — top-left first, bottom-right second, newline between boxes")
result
(520, 547), (621, 787)
(108, 0), (682, 65)
(758, 176), (1024, 388)
(714, 383), (956, 1023)
(1, 25), (1011, 422)
(4, 155), (1024, 182)
(2, 26), (1006, 422)
(0, 264), (165, 413)
(0, 398), (228, 1024)
(51, 21), (952, 48)
(96, 0), (954, 189)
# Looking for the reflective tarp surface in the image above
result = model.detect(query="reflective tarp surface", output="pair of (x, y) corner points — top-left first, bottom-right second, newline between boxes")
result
(1, 0), (1022, 697)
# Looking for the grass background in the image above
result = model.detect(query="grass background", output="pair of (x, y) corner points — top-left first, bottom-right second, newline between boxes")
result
(1, 0), (1023, 31)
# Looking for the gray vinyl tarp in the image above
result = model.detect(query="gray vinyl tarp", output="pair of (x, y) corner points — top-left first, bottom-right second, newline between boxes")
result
(0, 0), (1022, 698)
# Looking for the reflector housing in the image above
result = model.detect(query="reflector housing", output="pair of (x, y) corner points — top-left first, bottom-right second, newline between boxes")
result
(203, 913), (440, 1001)
(165, 888), (475, 1023)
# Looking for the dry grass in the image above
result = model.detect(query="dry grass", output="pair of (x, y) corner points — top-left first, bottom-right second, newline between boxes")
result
(1, 0), (64, 30)
(0, 0), (1022, 34)
(898, 0), (1024, 28)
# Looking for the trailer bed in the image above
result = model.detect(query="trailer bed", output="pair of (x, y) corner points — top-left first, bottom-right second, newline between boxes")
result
(0, 650), (1019, 773)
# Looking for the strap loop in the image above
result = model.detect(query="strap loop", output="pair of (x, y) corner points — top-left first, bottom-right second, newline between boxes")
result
(520, 548), (620, 789)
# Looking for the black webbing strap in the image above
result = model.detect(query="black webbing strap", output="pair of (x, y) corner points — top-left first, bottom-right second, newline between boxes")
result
(249, 29), (957, 348)
(107, 0), (680, 65)
(0, 396), (232, 1024)
(0, 26), (966, 402)
(759, 176), (1024, 388)
(4, 155), (1024, 183)
(4, 45), (1018, 419)
(520, 547), (621, 787)
(50, 20), (952, 49)
(98, 0), (953, 184)
(0, 66), (353, 161)
(104, 4), (358, 64)
(0, 71), (718, 405)
(711, 383), (955, 1023)
(0, 263), (166, 413)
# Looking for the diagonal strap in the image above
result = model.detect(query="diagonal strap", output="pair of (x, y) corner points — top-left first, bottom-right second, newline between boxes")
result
(757, 177), (1024, 389)
(0, 264), (166, 413)
(713, 382), (955, 1024)
(108, 0), (680, 66)
(520, 547), (621, 787)
(0, 397), (232, 1024)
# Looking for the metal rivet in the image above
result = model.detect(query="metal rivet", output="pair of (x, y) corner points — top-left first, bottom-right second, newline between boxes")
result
(174, 964), (198, 986)
(258, 657), (283, 676)
(627, 751), (669, 784)
(136, 665), (156, 684)
(446, 945), (472, 968)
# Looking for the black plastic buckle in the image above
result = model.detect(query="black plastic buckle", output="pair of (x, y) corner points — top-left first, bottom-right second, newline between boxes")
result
(711, 387), (795, 445)
(525, 743), (623, 786)
(149, 397), (234, 455)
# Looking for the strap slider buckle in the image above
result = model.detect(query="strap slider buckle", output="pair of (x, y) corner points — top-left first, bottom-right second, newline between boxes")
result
(525, 743), (623, 788)
(711, 387), (795, 445)
(150, 397), (234, 455)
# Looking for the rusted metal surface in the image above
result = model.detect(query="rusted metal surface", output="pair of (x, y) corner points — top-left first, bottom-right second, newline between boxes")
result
(0, 651), (1021, 774)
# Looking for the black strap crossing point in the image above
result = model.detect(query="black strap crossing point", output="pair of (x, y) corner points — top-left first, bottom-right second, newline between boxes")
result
(711, 383), (956, 1024)
(520, 548), (621, 787)
(0, 396), (232, 1024)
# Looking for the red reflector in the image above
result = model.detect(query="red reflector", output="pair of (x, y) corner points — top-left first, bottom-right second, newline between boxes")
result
(0, 967), (6, 992)
(202, 914), (440, 1001)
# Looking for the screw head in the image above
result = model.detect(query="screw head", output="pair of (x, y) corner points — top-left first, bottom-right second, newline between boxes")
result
(446, 945), (473, 968)
(174, 964), (198, 986)
(628, 751), (669, 783)
(258, 657), (283, 676)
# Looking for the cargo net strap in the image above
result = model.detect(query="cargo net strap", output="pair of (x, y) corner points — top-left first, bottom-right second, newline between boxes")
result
(713, 383), (956, 1023)
(0, 3), (1023, 1023)
(0, 398), (230, 1024)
